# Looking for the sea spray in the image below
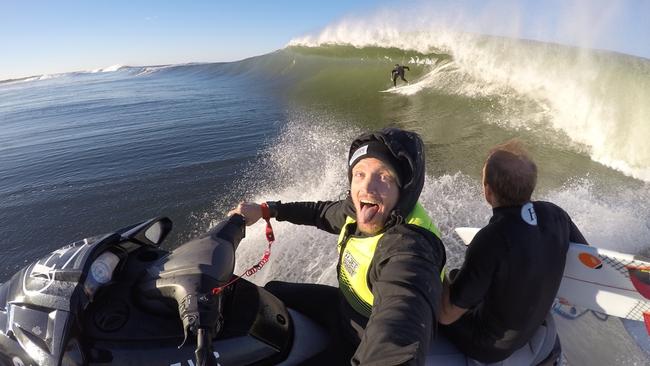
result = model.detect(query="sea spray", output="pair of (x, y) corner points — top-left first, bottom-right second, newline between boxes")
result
(225, 121), (650, 287)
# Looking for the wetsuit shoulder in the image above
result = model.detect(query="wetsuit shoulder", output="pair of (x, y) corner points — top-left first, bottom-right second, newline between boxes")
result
(533, 200), (588, 245)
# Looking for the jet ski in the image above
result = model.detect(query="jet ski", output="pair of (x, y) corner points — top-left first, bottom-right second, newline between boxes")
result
(0, 215), (562, 365)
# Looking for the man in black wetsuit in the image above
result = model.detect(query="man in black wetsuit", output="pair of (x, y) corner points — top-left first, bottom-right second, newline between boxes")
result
(229, 128), (446, 365)
(439, 140), (588, 363)
(391, 64), (410, 87)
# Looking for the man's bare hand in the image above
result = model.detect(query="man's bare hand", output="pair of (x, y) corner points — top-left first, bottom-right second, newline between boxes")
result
(228, 202), (263, 226)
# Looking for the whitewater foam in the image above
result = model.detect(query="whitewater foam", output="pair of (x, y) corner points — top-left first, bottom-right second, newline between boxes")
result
(90, 64), (124, 73)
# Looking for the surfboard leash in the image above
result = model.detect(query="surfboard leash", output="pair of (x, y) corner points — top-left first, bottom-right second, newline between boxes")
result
(212, 203), (276, 295)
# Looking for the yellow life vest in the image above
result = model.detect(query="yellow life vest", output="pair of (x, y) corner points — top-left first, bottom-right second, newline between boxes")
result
(336, 202), (443, 317)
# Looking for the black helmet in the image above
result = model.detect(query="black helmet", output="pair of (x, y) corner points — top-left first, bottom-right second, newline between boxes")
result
(347, 128), (426, 223)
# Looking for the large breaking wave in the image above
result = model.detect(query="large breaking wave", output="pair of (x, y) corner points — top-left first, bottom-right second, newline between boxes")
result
(289, 22), (650, 183)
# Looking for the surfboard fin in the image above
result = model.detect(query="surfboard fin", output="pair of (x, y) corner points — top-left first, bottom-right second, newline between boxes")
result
(628, 267), (650, 300)
(643, 312), (650, 336)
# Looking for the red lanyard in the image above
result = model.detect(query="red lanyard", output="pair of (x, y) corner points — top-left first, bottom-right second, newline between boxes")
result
(212, 203), (275, 295)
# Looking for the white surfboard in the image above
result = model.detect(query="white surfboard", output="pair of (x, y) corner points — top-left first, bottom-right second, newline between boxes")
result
(380, 83), (412, 92)
(380, 87), (398, 93)
(454, 227), (650, 329)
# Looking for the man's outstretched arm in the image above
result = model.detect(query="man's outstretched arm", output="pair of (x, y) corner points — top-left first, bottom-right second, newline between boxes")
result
(229, 199), (352, 234)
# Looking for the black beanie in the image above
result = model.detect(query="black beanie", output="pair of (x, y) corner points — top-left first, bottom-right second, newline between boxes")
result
(348, 140), (404, 187)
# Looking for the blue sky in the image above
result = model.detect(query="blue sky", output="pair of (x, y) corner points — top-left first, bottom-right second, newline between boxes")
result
(1, 0), (648, 81)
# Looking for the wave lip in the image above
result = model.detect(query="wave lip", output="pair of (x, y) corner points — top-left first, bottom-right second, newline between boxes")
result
(89, 64), (125, 73)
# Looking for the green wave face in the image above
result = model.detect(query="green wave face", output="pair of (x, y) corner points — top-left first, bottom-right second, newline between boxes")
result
(220, 37), (650, 187)
(279, 45), (457, 129)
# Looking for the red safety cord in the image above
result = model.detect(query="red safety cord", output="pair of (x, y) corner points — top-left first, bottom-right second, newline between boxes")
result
(212, 203), (275, 295)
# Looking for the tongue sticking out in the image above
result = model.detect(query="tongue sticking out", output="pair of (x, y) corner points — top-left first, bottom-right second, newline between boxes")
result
(360, 204), (380, 223)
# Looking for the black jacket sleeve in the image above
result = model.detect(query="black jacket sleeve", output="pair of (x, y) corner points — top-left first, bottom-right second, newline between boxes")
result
(352, 225), (445, 366)
(449, 225), (501, 308)
(274, 198), (354, 234)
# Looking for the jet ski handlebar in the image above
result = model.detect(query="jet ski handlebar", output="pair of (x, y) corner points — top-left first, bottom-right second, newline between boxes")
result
(136, 214), (247, 365)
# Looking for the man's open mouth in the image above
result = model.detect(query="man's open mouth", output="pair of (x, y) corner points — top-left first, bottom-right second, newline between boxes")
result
(360, 200), (380, 222)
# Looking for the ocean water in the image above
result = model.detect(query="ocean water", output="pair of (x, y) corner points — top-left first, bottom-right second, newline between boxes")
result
(2, 29), (650, 364)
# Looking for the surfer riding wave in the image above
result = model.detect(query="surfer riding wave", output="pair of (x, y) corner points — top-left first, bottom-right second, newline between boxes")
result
(391, 64), (409, 87)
